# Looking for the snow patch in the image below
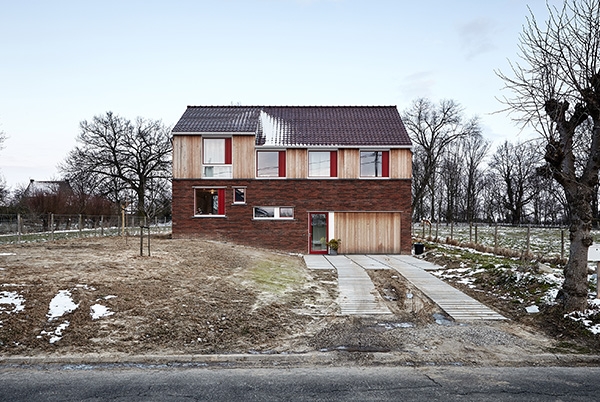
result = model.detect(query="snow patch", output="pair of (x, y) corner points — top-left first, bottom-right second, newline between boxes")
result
(47, 290), (79, 320)
(90, 304), (114, 320)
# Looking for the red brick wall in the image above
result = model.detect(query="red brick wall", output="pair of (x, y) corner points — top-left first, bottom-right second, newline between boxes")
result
(172, 179), (413, 254)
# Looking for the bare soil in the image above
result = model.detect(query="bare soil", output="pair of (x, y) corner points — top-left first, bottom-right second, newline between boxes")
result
(0, 236), (589, 365)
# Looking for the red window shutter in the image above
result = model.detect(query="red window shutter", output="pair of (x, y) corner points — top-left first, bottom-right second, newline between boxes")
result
(382, 151), (390, 177)
(225, 138), (232, 164)
(278, 151), (286, 177)
(330, 151), (338, 177)
(218, 189), (225, 215)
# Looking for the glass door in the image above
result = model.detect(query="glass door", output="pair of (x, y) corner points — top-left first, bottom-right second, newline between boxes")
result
(309, 213), (328, 254)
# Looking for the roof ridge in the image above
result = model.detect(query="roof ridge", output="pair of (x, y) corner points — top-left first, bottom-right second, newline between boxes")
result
(185, 105), (398, 108)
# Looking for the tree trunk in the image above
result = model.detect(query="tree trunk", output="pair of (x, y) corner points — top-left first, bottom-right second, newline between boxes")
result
(560, 186), (594, 312)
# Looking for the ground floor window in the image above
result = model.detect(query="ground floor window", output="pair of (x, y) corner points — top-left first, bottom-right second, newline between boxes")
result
(253, 206), (294, 220)
(195, 188), (225, 216)
(233, 187), (246, 204)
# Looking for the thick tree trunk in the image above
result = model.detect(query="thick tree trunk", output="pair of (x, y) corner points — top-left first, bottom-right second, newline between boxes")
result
(560, 187), (593, 312)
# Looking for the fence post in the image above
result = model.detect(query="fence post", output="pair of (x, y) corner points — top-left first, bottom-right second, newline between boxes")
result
(50, 213), (54, 242)
(78, 214), (83, 238)
(561, 228), (565, 260)
(525, 224), (531, 257)
(475, 223), (478, 244)
(469, 222), (473, 243)
(494, 224), (498, 253)
(450, 221), (454, 241)
(101, 215), (104, 236)
(17, 213), (21, 242)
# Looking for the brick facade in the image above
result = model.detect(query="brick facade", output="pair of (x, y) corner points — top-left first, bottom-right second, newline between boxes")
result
(172, 179), (413, 254)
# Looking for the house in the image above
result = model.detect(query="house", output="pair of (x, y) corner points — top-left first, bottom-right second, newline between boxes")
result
(171, 106), (413, 254)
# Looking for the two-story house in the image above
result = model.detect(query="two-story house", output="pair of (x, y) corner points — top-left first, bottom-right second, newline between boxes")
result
(171, 106), (413, 254)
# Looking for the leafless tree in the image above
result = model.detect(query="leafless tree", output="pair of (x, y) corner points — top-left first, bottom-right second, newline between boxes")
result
(497, 0), (600, 311)
(489, 141), (542, 224)
(60, 112), (172, 220)
(403, 98), (481, 222)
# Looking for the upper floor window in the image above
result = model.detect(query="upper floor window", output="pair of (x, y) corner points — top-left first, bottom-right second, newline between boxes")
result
(257, 151), (286, 177)
(203, 138), (232, 178)
(308, 151), (338, 177)
(360, 150), (389, 178)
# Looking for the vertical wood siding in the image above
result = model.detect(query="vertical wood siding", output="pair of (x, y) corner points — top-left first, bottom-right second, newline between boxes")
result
(390, 149), (412, 179)
(233, 135), (256, 178)
(335, 212), (402, 253)
(338, 149), (360, 178)
(173, 136), (203, 179)
(286, 149), (308, 178)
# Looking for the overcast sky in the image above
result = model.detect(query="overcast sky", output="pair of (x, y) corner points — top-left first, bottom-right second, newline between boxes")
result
(0, 0), (561, 189)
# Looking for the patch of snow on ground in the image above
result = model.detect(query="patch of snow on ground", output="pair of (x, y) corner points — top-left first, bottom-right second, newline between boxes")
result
(0, 290), (25, 327)
(41, 321), (70, 344)
(90, 304), (114, 320)
(47, 290), (79, 320)
(0, 253), (16, 256)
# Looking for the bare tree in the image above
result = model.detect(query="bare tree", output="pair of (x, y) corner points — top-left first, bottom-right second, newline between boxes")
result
(0, 126), (7, 206)
(60, 112), (172, 220)
(461, 133), (491, 223)
(497, 0), (600, 311)
(489, 141), (541, 224)
(403, 98), (481, 222)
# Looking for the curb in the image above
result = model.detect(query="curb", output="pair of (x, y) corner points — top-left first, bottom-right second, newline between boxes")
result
(2, 351), (600, 368)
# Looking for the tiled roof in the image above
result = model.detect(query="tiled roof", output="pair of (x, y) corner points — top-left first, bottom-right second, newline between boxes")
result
(172, 106), (412, 147)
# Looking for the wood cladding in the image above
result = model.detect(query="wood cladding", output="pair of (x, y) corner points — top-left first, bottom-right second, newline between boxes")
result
(232, 135), (255, 178)
(335, 212), (403, 254)
(173, 136), (202, 179)
(173, 135), (412, 179)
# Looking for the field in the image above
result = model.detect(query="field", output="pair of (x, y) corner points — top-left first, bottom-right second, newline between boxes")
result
(0, 234), (599, 365)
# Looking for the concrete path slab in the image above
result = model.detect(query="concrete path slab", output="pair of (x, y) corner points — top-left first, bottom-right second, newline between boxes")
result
(303, 255), (335, 270)
(324, 255), (392, 315)
(368, 255), (506, 321)
(345, 254), (391, 270)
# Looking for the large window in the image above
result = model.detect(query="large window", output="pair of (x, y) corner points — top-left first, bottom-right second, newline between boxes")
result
(253, 206), (294, 220)
(203, 138), (232, 178)
(195, 188), (225, 216)
(309, 151), (337, 177)
(257, 151), (286, 177)
(360, 150), (389, 177)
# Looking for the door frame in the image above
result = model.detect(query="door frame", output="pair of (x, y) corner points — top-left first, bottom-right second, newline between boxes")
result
(308, 212), (329, 254)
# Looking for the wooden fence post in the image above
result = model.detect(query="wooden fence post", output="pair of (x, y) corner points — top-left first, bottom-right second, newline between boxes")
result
(469, 222), (473, 243)
(526, 224), (531, 257)
(100, 215), (104, 236)
(475, 223), (478, 244)
(50, 213), (54, 242)
(17, 213), (21, 242)
(494, 224), (498, 253)
(561, 228), (565, 260)
(78, 214), (82, 238)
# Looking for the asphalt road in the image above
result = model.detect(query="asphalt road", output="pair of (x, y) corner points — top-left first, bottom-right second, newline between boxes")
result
(1, 365), (599, 401)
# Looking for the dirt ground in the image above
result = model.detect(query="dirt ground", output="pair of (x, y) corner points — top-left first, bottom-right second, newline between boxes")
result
(0, 235), (591, 365)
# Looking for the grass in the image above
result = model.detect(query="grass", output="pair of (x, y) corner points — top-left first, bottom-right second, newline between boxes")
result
(247, 260), (307, 294)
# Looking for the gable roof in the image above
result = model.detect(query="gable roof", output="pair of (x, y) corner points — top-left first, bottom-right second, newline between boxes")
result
(172, 106), (412, 147)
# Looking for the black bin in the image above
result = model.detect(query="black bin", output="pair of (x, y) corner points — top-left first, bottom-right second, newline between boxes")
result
(414, 243), (424, 255)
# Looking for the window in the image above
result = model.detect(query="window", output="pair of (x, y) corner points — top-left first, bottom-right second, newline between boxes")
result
(253, 206), (294, 220)
(233, 187), (246, 204)
(360, 151), (389, 177)
(203, 138), (232, 178)
(194, 188), (225, 216)
(309, 151), (337, 177)
(257, 151), (286, 177)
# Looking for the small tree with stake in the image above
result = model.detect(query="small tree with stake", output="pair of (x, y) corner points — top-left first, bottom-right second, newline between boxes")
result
(498, 0), (600, 311)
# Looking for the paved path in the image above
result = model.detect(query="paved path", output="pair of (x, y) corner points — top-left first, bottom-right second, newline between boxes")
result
(304, 255), (392, 315)
(304, 254), (505, 321)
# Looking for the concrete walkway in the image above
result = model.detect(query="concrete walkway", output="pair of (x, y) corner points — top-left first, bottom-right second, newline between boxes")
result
(304, 254), (506, 321)
(304, 254), (392, 315)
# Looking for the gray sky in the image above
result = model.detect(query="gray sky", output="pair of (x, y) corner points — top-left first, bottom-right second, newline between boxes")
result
(0, 0), (560, 189)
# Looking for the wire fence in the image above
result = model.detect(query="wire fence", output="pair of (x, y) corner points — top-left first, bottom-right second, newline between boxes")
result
(412, 221), (576, 262)
(0, 213), (171, 244)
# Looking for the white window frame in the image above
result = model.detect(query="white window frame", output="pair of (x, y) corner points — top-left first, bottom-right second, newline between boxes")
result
(203, 138), (232, 179)
(233, 187), (246, 205)
(253, 206), (294, 220)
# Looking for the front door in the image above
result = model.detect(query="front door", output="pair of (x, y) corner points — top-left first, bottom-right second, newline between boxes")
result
(309, 213), (328, 254)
